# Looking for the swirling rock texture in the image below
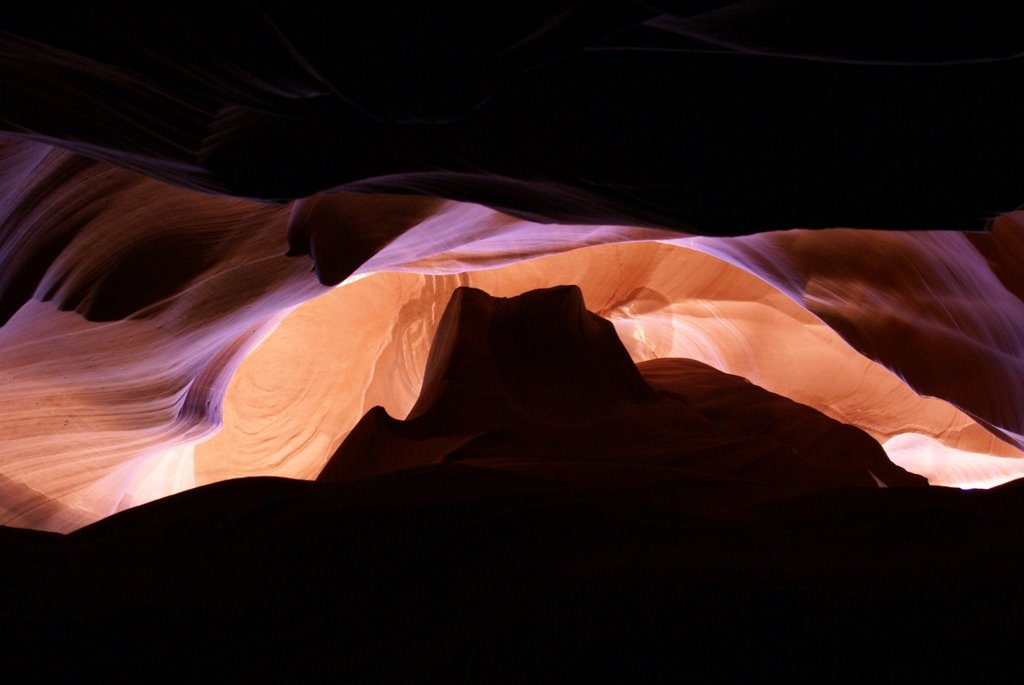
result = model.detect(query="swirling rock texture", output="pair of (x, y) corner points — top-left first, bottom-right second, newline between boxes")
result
(4, 3), (1024, 680)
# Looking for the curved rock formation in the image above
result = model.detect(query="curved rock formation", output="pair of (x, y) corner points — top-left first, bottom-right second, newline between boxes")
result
(2, 129), (1023, 528)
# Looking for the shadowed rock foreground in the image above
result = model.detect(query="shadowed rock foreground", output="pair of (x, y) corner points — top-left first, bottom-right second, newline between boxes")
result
(7, 287), (1019, 682)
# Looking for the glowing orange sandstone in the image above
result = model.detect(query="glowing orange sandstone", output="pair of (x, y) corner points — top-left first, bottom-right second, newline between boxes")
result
(201, 241), (1023, 491)
(2, 137), (1023, 531)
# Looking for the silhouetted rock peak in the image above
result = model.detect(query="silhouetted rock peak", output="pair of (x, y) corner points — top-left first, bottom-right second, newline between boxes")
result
(409, 285), (656, 420)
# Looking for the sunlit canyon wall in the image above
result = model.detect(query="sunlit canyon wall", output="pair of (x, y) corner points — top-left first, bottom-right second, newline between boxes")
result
(2, 135), (1023, 531)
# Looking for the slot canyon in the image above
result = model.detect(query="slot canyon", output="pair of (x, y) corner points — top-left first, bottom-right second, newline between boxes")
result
(3, 4), (1024, 681)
